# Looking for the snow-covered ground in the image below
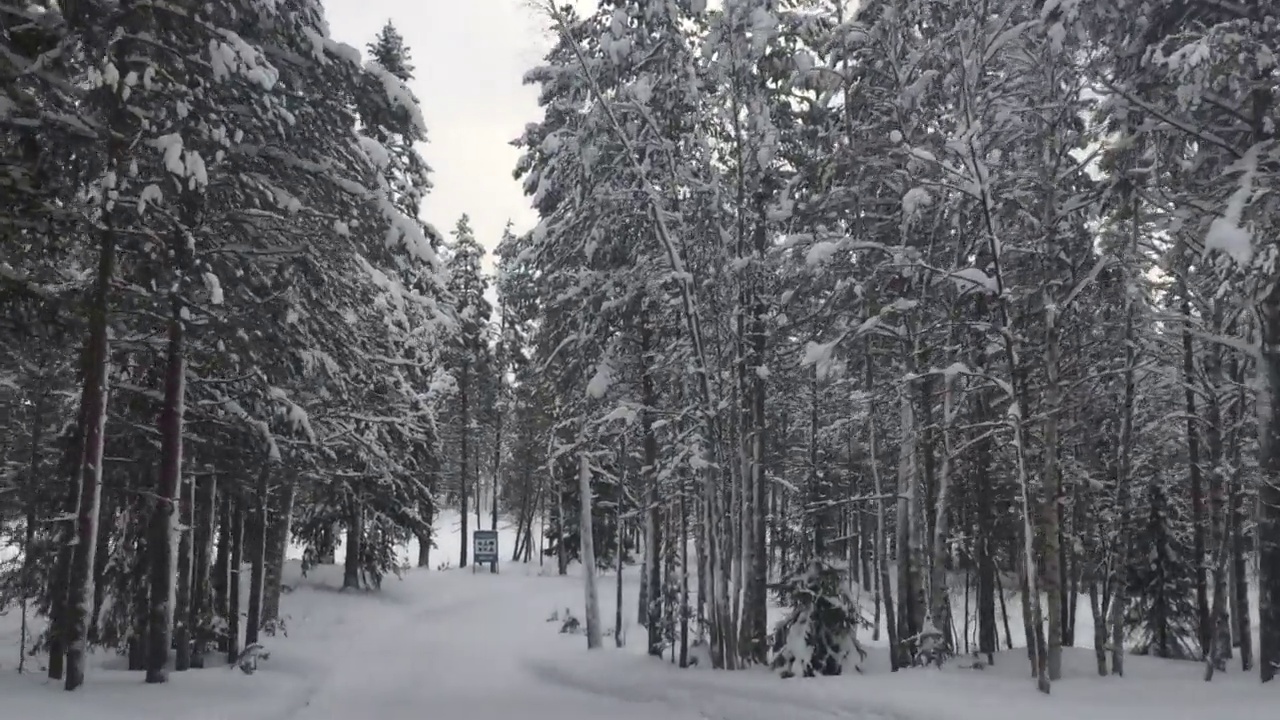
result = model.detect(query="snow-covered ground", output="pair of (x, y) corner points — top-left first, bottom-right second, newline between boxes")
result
(0, 511), (1273, 720)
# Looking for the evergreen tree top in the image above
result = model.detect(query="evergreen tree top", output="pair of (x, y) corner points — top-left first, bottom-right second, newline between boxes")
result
(368, 20), (415, 82)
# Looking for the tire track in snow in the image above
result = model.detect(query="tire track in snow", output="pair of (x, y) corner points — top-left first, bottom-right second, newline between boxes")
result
(522, 656), (903, 720)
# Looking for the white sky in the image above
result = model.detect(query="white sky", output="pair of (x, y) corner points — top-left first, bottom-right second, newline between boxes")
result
(322, 0), (587, 267)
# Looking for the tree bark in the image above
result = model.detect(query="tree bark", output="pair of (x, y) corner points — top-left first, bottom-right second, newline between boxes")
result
(227, 495), (244, 664)
(190, 474), (216, 668)
(579, 423), (602, 649)
(929, 372), (956, 658)
(146, 302), (186, 685)
(460, 359), (470, 568)
(642, 311), (663, 655)
(246, 466), (270, 644)
(47, 396), (88, 681)
(1181, 291), (1211, 657)
(64, 219), (115, 692)
(343, 501), (363, 590)
(869, 404), (899, 670)
(1042, 305), (1064, 680)
(895, 385), (918, 667)
(174, 475), (194, 672)
(262, 478), (294, 627)
(1258, 294), (1280, 683)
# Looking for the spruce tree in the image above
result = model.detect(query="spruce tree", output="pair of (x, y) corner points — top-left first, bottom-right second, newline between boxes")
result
(367, 21), (415, 82)
(443, 215), (493, 567)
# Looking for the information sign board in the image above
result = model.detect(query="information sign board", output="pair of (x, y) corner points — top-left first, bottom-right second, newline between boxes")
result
(473, 529), (499, 566)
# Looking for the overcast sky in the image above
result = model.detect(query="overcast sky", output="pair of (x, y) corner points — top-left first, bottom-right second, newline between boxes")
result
(323, 0), (580, 265)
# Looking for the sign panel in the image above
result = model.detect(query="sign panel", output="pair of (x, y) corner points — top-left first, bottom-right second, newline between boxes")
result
(473, 529), (499, 565)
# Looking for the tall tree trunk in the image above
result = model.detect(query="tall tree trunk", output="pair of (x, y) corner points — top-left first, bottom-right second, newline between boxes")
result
(1181, 291), (1211, 657)
(869, 404), (899, 670)
(578, 423), (602, 649)
(1042, 305), (1064, 680)
(746, 265), (769, 664)
(895, 384), (918, 667)
(214, 489), (230, 651)
(89, 492), (113, 645)
(679, 466), (690, 668)
(1203, 333), (1232, 678)
(460, 359), (470, 568)
(615, 443), (626, 649)
(128, 509), (150, 671)
(246, 466), (270, 644)
(64, 221), (115, 692)
(488, 379), (499, 573)
(227, 495), (244, 664)
(343, 502), (363, 590)
(642, 310), (663, 655)
(974, 391), (997, 664)
(47, 397), (87, 681)
(556, 453), (568, 575)
(1258, 292), (1280, 683)
(262, 478), (294, 626)
(19, 388), (49, 673)
(1107, 189), (1142, 680)
(145, 303), (186, 685)
(174, 475), (194, 672)
(1227, 349), (1253, 670)
(190, 474), (216, 668)
(929, 372), (956, 658)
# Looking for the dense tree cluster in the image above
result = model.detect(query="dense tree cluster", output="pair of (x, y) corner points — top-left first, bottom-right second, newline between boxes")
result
(1, 2), (449, 687)
(504, 0), (1280, 689)
(7, 0), (1280, 701)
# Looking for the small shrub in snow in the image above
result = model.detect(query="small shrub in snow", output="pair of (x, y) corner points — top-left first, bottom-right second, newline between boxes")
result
(687, 639), (710, 667)
(560, 608), (581, 634)
(234, 643), (270, 675)
(769, 559), (868, 678)
(262, 616), (288, 638)
(911, 619), (947, 668)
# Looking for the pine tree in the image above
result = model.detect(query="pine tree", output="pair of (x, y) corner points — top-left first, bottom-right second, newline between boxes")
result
(443, 215), (493, 567)
(367, 21), (415, 82)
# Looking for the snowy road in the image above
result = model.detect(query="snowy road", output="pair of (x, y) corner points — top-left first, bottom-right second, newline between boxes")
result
(279, 567), (891, 720)
(280, 569), (708, 720)
(4, 555), (1274, 720)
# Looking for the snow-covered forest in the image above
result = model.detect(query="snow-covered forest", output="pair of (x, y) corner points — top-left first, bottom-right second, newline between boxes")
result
(2, 0), (1280, 714)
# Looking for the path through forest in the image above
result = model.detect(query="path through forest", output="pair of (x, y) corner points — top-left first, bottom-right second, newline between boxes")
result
(3, 550), (1274, 720)
(277, 563), (888, 720)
